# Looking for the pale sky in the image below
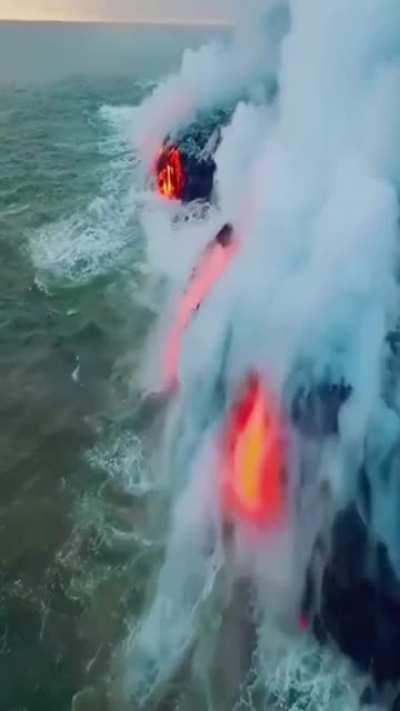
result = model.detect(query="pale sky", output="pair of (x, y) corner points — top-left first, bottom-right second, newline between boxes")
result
(0, 0), (233, 23)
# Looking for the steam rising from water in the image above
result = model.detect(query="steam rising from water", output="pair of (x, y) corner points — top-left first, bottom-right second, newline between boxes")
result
(123, 1), (400, 707)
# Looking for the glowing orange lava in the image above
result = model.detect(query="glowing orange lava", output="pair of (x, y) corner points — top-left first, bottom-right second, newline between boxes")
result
(220, 373), (286, 528)
(164, 235), (238, 391)
(155, 145), (186, 200)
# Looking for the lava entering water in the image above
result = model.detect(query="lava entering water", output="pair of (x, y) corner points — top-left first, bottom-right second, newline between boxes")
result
(220, 372), (286, 528)
(164, 224), (238, 390)
(155, 144), (186, 201)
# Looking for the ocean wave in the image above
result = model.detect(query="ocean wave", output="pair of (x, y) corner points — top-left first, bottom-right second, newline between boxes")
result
(29, 191), (136, 284)
(0, 202), (31, 219)
(28, 103), (141, 285)
(99, 104), (136, 138)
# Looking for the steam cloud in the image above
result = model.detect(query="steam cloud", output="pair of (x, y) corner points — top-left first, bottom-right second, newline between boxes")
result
(125, 0), (400, 707)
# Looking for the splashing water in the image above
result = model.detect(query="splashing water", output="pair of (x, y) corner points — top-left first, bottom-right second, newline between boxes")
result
(120, 1), (400, 708)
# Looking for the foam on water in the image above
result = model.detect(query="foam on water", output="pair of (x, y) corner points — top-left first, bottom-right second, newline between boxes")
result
(255, 624), (364, 711)
(98, 105), (138, 154)
(58, 427), (159, 615)
(232, 644), (359, 711)
(29, 104), (140, 285)
(86, 430), (151, 497)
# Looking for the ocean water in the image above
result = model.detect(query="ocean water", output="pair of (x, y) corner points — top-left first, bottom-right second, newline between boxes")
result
(0, 22), (229, 711)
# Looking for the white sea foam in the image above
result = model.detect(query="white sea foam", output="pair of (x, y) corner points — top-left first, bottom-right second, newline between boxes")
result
(29, 103), (140, 285)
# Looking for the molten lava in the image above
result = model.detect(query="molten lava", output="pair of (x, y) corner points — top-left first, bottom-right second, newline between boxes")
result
(164, 228), (238, 391)
(155, 145), (186, 201)
(221, 373), (286, 528)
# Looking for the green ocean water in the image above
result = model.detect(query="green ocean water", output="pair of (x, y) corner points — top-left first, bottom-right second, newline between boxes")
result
(0, 23), (228, 711)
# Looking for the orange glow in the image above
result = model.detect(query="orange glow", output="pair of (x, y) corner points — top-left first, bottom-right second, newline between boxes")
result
(220, 373), (286, 528)
(164, 237), (238, 390)
(155, 145), (186, 201)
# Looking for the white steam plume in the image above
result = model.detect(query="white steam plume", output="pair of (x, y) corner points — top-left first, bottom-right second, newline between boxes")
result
(131, 0), (289, 166)
(124, 0), (400, 706)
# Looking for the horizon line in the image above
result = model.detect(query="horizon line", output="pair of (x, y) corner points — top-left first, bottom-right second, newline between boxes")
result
(0, 17), (233, 28)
